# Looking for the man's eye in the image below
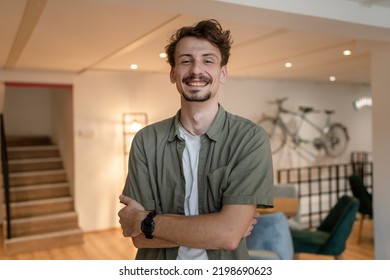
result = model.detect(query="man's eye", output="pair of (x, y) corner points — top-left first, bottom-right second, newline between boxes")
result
(180, 60), (191, 64)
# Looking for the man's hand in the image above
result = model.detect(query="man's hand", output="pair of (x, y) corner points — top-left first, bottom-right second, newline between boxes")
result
(243, 212), (259, 237)
(118, 195), (147, 237)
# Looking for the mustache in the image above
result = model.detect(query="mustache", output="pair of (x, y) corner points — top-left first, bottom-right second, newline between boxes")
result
(182, 75), (212, 84)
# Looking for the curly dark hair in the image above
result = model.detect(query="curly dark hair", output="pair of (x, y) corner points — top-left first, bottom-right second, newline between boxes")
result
(165, 19), (232, 67)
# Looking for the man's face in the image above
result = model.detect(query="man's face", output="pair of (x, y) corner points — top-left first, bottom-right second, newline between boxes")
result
(170, 36), (227, 102)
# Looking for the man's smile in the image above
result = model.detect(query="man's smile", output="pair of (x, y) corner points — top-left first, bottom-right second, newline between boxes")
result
(186, 80), (208, 87)
(183, 75), (211, 88)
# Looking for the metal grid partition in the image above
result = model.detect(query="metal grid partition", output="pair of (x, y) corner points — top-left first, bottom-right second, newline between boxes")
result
(277, 156), (373, 229)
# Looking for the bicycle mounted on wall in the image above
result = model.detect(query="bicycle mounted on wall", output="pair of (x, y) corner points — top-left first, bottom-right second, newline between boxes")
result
(258, 97), (349, 157)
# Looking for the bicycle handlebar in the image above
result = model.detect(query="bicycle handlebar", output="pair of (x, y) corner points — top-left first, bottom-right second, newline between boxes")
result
(268, 97), (333, 115)
(268, 97), (288, 105)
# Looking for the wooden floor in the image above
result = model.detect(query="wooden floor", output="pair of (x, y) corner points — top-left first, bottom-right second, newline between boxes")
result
(0, 228), (137, 260)
(1, 220), (374, 260)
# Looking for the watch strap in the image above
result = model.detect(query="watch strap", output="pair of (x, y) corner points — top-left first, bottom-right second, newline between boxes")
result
(141, 210), (157, 239)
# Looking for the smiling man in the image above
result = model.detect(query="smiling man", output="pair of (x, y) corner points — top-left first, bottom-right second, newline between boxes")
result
(118, 19), (274, 260)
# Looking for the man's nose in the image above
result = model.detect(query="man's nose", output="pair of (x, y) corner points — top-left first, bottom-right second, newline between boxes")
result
(189, 60), (204, 75)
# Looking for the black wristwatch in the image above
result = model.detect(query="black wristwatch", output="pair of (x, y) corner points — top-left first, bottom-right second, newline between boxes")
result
(141, 210), (157, 239)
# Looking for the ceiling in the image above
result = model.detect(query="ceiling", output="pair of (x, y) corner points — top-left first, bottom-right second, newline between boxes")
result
(2, 0), (390, 85)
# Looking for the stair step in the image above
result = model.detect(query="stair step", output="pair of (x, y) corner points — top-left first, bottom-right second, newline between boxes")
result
(7, 145), (60, 160)
(6, 212), (79, 238)
(9, 169), (67, 187)
(8, 197), (75, 219)
(6, 136), (52, 147)
(9, 157), (63, 172)
(2, 135), (82, 255)
(3, 228), (84, 255)
(8, 182), (70, 202)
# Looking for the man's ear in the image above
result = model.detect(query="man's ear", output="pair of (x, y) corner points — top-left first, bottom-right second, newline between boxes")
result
(220, 65), (228, 84)
(170, 67), (176, 84)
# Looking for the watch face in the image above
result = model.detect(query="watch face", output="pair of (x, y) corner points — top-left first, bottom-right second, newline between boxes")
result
(141, 211), (156, 239)
(141, 219), (154, 233)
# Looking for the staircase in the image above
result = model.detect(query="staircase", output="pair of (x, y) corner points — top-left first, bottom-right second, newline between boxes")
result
(2, 136), (83, 255)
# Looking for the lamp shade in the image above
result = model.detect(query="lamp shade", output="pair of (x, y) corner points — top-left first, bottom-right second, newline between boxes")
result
(353, 96), (372, 110)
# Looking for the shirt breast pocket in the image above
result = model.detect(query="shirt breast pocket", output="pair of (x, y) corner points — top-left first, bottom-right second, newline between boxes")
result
(206, 166), (230, 211)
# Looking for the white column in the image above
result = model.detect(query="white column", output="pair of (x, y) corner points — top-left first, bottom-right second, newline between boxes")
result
(371, 45), (390, 259)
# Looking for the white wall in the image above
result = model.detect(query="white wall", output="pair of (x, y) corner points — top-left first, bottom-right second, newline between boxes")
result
(51, 88), (74, 195)
(4, 87), (53, 136)
(371, 46), (390, 260)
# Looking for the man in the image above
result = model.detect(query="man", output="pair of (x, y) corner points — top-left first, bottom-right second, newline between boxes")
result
(118, 19), (274, 260)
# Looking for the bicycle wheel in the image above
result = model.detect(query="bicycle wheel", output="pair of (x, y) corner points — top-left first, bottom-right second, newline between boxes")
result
(323, 123), (349, 157)
(258, 117), (287, 154)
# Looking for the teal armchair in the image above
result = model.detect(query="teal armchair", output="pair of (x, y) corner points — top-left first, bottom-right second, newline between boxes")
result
(290, 195), (359, 259)
(348, 174), (373, 243)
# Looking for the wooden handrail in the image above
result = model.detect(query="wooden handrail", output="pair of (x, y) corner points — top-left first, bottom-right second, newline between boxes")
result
(1, 113), (12, 239)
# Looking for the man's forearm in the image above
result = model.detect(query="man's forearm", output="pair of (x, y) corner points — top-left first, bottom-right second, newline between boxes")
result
(119, 195), (256, 250)
(132, 234), (179, 249)
(151, 205), (256, 250)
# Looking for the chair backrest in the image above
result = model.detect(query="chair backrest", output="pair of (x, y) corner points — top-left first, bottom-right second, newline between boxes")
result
(274, 184), (297, 198)
(348, 174), (373, 216)
(246, 212), (294, 260)
(317, 195), (359, 255)
(272, 184), (300, 220)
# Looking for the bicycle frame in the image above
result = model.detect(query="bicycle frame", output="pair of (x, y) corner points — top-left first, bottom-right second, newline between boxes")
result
(259, 97), (349, 156)
(274, 105), (330, 147)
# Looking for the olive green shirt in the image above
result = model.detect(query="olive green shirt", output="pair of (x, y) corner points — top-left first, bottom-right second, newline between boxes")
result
(122, 105), (274, 260)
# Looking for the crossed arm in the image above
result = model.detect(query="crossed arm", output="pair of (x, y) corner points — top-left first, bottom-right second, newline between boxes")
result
(118, 195), (258, 250)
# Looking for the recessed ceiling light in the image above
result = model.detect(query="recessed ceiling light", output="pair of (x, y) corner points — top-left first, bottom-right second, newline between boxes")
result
(130, 64), (138, 70)
(159, 52), (167, 58)
(343, 50), (352, 56)
(329, 76), (336, 82)
(285, 62), (292, 68)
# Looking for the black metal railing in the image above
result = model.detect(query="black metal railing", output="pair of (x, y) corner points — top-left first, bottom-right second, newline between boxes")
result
(1, 113), (12, 239)
(277, 154), (373, 229)
(351, 151), (373, 190)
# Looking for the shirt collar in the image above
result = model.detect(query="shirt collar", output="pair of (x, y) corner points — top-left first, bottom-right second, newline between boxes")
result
(205, 105), (225, 142)
(168, 105), (225, 142)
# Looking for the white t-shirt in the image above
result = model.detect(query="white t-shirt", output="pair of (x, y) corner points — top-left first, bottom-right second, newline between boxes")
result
(176, 126), (208, 260)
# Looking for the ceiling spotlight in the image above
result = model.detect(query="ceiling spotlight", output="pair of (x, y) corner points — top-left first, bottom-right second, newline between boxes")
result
(285, 62), (292, 68)
(329, 76), (336, 82)
(343, 50), (352, 56)
(130, 64), (138, 70)
(159, 52), (167, 58)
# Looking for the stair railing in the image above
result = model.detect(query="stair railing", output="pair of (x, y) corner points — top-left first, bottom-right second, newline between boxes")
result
(1, 113), (12, 239)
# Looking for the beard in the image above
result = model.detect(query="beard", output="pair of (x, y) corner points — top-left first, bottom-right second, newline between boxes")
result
(181, 90), (211, 102)
(181, 74), (212, 102)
